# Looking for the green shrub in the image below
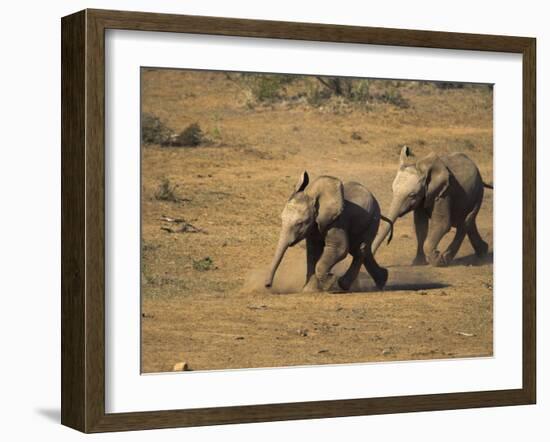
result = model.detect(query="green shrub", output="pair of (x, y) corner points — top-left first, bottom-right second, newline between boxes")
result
(141, 113), (172, 145)
(353, 79), (370, 103)
(250, 76), (284, 102)
(193, 257), (214, 272)
(236, 73), (295, 104)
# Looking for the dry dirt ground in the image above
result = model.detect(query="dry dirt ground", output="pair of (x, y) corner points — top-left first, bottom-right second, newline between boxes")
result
(140, 69), (493, 373)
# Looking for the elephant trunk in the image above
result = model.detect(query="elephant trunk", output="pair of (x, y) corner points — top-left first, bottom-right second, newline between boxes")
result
(372, 199), (402, 254)
(265, 234), (289, 288)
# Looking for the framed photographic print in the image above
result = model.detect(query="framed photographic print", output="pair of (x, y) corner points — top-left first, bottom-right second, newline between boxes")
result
(61, 9), (536, 433)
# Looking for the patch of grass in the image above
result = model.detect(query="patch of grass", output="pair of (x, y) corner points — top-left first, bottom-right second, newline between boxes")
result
(142, 241), (161, 253)
(193, 256), (215, 272)
(154, 178), (180, 202)
(211, 125), (222, 140)
(237, 74), (295, 104)
(141, 113), (173, 145)
(142, 274), (187, 289)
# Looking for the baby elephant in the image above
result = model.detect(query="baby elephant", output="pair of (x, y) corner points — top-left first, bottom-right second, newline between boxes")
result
(265, 171), (391, 292)
(372, 146), (492, 266)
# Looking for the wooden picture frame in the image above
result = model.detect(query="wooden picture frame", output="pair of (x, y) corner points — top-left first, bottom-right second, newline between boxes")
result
(61, 8), (536, 433)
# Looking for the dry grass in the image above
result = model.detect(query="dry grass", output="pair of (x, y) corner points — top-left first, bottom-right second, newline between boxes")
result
(140, 68), (493, 373)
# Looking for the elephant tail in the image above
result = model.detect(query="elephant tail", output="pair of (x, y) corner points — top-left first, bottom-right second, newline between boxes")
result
(379, 215), (394, 245)
(483, 181), (493, 190)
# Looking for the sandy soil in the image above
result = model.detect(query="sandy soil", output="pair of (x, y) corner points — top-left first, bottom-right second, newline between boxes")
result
(140, 69), (493, 373)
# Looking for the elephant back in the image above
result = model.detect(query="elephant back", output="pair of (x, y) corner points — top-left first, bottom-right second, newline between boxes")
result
(342, 181), (377, 212)
(440, 152), (484, 203)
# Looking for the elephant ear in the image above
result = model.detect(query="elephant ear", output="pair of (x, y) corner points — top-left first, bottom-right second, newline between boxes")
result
(294, 170), (310, 193)
(417, 152), (450, 208)
(399, 145), (416, 169)
(305, 176), (345, 233)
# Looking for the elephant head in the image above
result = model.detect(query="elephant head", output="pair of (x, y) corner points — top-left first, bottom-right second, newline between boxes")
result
(265, 171), (344, 288)
(372, 146), (450, 253)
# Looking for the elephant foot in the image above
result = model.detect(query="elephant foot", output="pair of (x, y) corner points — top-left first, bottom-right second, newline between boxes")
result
(337, 276), (353, 292)
(475, 241), (489, 258)
(373, 268), (388, 290)
(302, 276), (321, 293)
(427, 250), (450, 267)
(411, 255), (428, 266)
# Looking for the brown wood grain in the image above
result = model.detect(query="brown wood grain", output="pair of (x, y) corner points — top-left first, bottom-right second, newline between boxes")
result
(61, 10), (86, 431)
(61, 8), (537, 433)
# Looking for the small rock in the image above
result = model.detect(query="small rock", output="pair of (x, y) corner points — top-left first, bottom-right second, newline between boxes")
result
(297, 328), (308, 337)
(419, 291), (428, 296)
(236, 336), (245, 340)
(456, 331), (475, 337)
(382, 348), (392, 356)
(318, 349), (329, 354)
(173, 362), (190, 371)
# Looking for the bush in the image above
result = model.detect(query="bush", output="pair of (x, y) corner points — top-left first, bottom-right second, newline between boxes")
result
(353, 79), (370, 103)
(193, 257), (214, 272)
(141, 113), (172, 145)
(235, 73), (295, 104)
(306, 81), (332, 107)
(314, 77), (370, 102)
(171, 123), (204, 147)
(249, 76), (284, 102)
(308, 78), (371, 110)
(154, 178), (180, 202)
(377, 88), (409, 108)
(315, 77), (354, 98)
(435, 82), (465, 90)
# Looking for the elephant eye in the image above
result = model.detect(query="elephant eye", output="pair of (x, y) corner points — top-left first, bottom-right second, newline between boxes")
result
(408, 192), (416, 197)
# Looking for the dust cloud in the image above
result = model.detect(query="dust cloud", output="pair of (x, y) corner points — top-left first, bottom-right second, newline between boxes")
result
(241, 245), (447, 294)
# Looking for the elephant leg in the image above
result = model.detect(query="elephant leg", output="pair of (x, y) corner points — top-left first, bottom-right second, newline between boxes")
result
(337, 251), (362, 291)
(363, 245), (388, 290)
(465, 201), (489, 258)
(468, 221), (488, 258)
(441, 225), (467, 265)
(304, 228), (348, 292)
(305, 237), (324, 288)
(412, 208), (429, 266)
(424, 199), (451, 267)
